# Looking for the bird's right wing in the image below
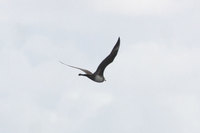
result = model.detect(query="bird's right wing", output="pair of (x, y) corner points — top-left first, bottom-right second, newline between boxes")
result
(95, 37), (120, 75)
(59, 61), (93, 75)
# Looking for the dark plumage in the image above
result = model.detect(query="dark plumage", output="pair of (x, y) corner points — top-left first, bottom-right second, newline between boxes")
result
(60, 37), (120, 83)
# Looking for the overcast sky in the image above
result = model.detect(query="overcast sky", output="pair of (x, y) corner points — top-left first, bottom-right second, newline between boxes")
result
(0, 0), (200, 133)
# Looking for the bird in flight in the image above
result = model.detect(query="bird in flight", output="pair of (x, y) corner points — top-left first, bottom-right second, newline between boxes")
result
(60, 37), (120, 83)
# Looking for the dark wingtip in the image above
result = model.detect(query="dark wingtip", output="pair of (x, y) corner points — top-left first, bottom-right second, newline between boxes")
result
(116, 37), (120, 48)
(117, 37), (120, 44)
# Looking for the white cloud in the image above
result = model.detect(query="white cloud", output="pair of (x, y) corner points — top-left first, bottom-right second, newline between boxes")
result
(114, 42), (200, 90)
(92, 0), (195, 16)
(1, 37), (200, 133)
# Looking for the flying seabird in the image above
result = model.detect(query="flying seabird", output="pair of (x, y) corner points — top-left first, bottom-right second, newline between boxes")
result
(60, 37), (120, 83)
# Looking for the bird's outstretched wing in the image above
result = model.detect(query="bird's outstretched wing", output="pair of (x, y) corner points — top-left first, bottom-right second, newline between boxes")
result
(95, 37), (120, 75)
(59, 61), (93, 75)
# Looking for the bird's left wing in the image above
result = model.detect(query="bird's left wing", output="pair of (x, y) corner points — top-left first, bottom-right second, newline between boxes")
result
(59, 61), (93, 75)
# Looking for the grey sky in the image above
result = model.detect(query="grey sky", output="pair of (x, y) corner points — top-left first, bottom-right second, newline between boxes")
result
(0, 0), (200, 133)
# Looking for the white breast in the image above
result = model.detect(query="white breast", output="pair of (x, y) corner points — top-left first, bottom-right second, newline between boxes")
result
(94, 75), (104, 82)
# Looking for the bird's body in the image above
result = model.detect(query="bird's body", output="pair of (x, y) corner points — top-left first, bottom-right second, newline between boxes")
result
(94, 75), (105, 82)
(60, 37), (120, 83)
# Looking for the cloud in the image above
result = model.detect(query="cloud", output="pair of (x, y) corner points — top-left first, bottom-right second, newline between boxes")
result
(114, 41), (200, 91)
(91, 0), (194, 16)
(1, 36), (200, 133)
